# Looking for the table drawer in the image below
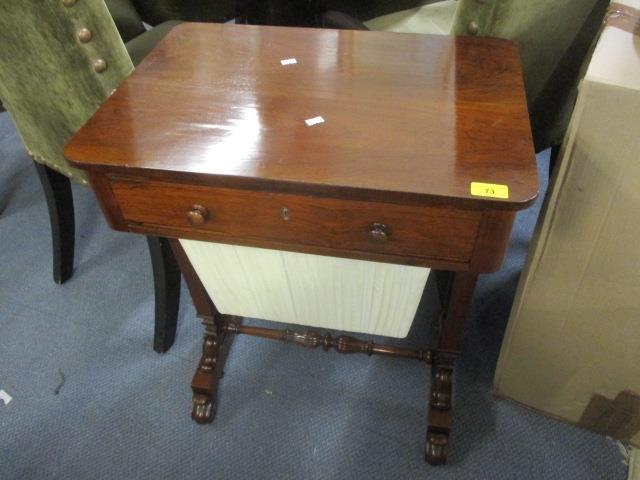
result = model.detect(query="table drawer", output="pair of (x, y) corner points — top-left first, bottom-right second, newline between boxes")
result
(109, 178), (482, 262)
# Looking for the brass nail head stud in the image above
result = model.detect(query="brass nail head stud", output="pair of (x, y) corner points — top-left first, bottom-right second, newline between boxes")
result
(78, 28), (92, 43)
(93, 58), (107, 73)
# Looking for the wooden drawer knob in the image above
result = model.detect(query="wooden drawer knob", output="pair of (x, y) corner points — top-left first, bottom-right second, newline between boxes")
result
(368, 222), (389, 242)
(187, 204), (209, 226)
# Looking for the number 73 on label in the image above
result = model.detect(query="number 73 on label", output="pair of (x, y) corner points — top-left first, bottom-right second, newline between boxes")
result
(470, 182), (509, 199)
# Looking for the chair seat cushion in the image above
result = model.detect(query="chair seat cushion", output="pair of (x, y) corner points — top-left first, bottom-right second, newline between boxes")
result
(125, 20), (182, 66)
(364, 0), (457, 35)
(105, 0), (146, 43)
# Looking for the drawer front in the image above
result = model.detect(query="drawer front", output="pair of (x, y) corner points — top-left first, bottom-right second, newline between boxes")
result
(109, 178), (482, 262)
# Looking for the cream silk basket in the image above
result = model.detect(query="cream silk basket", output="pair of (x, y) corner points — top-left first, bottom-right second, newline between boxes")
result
(180, 240), (430, 338)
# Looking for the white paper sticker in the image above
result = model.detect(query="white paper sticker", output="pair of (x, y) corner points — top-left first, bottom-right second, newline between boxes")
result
(280, 58), (297, 65)
(0, 390), (12, 406)
(305, 116), (325, 126)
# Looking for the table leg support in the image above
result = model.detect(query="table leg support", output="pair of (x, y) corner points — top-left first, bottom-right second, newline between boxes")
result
(191, 313), (237, 423)
(168, 239), (235, 424)
(425, 271), (478, 465)
(191, 318), (220, 423)
(425, 360), (454, 465)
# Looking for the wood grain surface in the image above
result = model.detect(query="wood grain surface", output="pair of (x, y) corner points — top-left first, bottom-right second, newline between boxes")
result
(110, 177), (482, 262)
(65, 23), (538, 210)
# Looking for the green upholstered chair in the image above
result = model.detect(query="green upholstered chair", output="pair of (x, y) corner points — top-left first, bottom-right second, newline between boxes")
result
(321, 0), (609, 154)
(105, 0), (181, 66)
(0, 0), (186, 352)
(107, 0), (234, 64)
(129, 0), (234, 25)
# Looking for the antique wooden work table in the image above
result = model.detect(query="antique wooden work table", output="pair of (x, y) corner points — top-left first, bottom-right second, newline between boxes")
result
(65, 23), (537, 465)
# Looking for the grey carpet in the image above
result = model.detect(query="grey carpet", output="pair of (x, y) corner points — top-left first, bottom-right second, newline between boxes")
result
(0, 111), (627, 479)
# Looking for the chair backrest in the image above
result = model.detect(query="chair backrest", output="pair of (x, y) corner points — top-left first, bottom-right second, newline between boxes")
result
(0, 0), (133, 184)
(452, 0), (609, 150)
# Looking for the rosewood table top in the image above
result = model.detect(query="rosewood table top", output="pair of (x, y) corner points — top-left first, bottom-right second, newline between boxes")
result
(65, 23), (537, 210)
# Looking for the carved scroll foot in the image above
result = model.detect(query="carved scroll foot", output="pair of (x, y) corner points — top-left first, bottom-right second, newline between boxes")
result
(425, 363), (454, 464)
(191, 333), (220, 424)
(192, 393), (216, 424)
(425, 430), (448, 465)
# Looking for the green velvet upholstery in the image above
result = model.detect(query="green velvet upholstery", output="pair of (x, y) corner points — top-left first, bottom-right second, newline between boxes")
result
(366, 0), (609, 151)
(452, 0), (609, 151)
(131, 0), (234, 25)
(365, 1), (457, 34)
(126, 20), (182, 66)
(0, 1), (134, 184)
(105, 0), (146, 43)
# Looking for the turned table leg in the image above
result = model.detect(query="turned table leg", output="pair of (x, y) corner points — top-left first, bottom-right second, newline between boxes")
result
(191, 315), (224, 423)
(425, 271), (478, 465)
(190, 311), (237, 423)
(168, 239), (234, 424)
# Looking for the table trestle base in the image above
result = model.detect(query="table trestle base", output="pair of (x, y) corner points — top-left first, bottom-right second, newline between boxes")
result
(224, 321), (435, 363)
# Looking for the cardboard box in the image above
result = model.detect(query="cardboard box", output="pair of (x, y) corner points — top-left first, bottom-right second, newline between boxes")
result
(493, 0), (640, 447)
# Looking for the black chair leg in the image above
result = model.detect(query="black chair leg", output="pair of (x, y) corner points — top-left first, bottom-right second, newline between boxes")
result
(147, 236), (181, 353)
(33, 163), (179, 352)
(34, 161), (75, 284)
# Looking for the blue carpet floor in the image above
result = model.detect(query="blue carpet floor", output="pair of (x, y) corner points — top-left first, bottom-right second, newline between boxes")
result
(0, 111), (628, 479)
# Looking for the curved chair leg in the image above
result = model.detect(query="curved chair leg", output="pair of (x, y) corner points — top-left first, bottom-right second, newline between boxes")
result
(34, 161), (74, 284)
(146, 236), (181, 353)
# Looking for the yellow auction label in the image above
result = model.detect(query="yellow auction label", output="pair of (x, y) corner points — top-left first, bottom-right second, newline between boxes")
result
(470, 182), (509, 199)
